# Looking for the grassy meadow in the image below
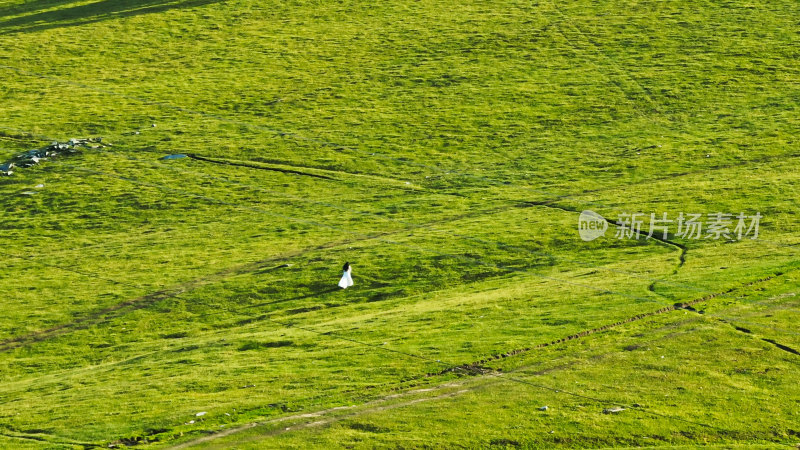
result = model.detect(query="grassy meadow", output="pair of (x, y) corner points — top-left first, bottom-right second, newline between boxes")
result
(1, 0), (799, 448)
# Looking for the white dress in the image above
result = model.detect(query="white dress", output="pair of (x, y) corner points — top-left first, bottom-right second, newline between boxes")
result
(338, 267), (353, 289)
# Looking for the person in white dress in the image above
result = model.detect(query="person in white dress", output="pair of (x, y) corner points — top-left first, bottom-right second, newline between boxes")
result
(338, 262), (353, 289)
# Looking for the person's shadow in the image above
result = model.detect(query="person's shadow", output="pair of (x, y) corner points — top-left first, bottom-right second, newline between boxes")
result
(0, 0), (224, 35)
(244, 287), (340, 310)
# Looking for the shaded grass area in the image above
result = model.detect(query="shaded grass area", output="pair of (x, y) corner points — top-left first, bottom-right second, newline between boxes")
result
(0, 0), (225, 35)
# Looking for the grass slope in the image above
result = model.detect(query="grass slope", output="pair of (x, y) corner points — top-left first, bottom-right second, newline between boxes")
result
(0, 0), (798, 448)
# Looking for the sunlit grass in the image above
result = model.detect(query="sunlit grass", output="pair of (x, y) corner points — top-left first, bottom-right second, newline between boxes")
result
(1, 0), (798, 447)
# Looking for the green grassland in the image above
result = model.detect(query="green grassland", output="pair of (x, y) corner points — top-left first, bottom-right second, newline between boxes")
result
(1, 0), (798, 448)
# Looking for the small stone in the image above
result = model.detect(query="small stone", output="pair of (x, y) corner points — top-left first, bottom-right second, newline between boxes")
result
(538, 406), (549, 411)
(196, 411), (206, 417)
(603, 407), (625, 414)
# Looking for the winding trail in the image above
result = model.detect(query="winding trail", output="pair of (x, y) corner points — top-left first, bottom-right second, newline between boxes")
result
(432, 271), (787, 377)
(522, 200), (688, 295)
(169, 271), (794, 449)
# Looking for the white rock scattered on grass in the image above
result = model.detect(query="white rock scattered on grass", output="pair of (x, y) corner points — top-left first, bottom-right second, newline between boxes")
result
(21, 191), (36, 195)
(35, 184), (44, 188)
(225, 413), (230, 416)
(196, 412), (207, 417)
(603, 407), (626, 414)
(538, 406), (549, 411)
(187, 420), (195, 424)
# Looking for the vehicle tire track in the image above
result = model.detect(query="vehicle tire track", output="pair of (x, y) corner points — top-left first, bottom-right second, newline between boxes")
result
(0, 429), (100, 448)
(169, 380), (490, 449)
(169, 314), (718, 448)
(185, 299), (792, 450)
(167, 272), (792, 448)
(0, 233), (393, 352)
(431, 271), (786, 376)
(686, 308), (800, 358)
(547, 3), (659, 114)
(0, 256), (289, 352)
(184, 154), (335, 180)
(0, 203), (526, 352)
(181, 153), (429, 193)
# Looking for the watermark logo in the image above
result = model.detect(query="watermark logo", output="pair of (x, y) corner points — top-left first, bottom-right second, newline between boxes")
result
(579, 211), (762, 241)
(578, 210), (608, 241)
